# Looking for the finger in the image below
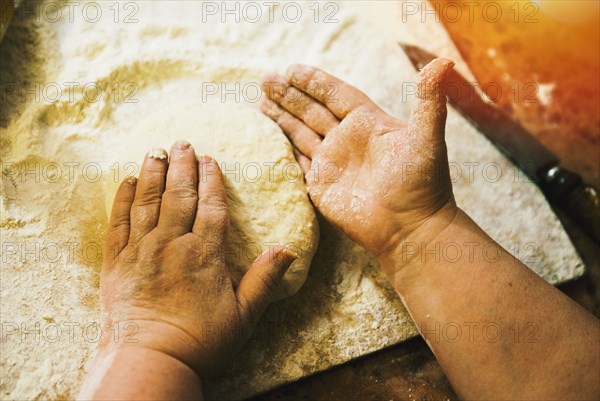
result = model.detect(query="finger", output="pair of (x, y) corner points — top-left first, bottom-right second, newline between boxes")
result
(293, 148), (311, 176)
(104, 177), (137, 262)
(129, 148), (168, 243)
(408, 57), (455, 142)
(262, 73), (339, 136)
(261, 98), (321, 158)
(236, 247), (297, 323)
(192, 156), (228, 246)
(284, 64), (374, 120)
(158, 140), (199, 236)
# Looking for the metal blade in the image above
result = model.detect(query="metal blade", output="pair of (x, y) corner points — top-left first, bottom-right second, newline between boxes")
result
(399, 43), (558, 181)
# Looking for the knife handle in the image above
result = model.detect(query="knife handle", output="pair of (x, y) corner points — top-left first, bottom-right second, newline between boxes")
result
(541, 166), (600, 243)
(564, 184), (600, 243)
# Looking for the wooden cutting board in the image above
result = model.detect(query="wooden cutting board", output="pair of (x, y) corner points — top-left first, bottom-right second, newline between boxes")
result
(0, 2), (586, 400)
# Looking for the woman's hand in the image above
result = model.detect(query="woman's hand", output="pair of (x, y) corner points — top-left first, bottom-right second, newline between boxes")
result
(98, 142), (297, 377)
(261, 58), (457, 267)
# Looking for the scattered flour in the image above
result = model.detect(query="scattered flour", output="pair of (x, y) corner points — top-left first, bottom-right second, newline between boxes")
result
(0, 1), (583, 400)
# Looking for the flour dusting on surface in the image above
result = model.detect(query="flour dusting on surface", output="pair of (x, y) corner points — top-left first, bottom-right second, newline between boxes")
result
(0, 1), (583, 400)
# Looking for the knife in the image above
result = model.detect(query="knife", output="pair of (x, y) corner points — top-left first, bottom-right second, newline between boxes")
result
(400, 43), (600, 243)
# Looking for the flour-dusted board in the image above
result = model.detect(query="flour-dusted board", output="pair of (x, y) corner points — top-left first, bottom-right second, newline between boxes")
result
(0, 1), (583, 400)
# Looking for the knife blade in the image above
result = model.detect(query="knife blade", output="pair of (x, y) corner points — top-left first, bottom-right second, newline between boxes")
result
(400, 43), (600, 243)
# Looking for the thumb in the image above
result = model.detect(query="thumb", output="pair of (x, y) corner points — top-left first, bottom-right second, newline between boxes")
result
(408, 57), (455, 142)
(236, 246), (298, 323)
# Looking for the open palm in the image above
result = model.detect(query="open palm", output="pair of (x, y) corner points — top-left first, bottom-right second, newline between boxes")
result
(262, 59), (456, 257)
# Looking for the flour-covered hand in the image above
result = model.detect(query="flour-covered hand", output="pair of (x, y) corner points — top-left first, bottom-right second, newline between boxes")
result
(98, 141), (297, 377)
(261, 59), (457, 272)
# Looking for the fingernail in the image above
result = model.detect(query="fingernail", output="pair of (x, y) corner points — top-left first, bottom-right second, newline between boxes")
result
(147, 148), (168, 160)
(174, 140), (192, 150)
(125, 176), (138, 186)
(198, 155), (213, 164)
(278, 248), (299, 263)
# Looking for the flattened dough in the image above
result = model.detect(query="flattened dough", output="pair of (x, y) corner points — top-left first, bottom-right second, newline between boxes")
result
(105, 101), (319, 300)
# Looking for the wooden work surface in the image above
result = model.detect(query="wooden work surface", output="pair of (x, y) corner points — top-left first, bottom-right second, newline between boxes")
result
(252, 2), (600, 400)
(0, 2), (595, 399)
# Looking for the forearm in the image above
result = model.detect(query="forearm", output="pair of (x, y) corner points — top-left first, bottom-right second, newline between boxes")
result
(381, 208), (600, 400)
(78, 345), (203, 401)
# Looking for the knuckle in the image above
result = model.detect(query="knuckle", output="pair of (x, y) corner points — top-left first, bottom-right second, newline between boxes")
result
(198, 203), (228, 225)
(143, 164), (167, 176)
(278, 113), (299, 131)
(256, 271), (278, 294)
(177, 234), (202, 254)
(168, 158), (196, 169)
(109, 211), (130, 230)
(132, 181), (164, 206)
(237, 295), (257, 321)
(302, 66), (319, 84)
(164, 186), (198, 201)
(132, 196), (161, 208)
(261, 99), (283, 119)
(104, 226), (128, 249)
(199, 190), (226, 207)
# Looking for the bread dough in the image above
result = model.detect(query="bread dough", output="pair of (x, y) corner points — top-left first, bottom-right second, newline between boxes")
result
(105, 101), (319, 300)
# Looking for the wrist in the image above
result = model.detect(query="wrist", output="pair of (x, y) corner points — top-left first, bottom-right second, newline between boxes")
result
(95, 318), (205, 377)
(377, 201), (460, 288)
(80, 344), (203, 400)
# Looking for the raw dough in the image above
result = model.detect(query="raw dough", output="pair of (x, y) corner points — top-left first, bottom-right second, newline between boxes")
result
(0, 2), (583, 400)
(105, 101), (319, 300)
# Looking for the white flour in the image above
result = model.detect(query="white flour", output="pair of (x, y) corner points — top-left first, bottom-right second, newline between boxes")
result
(0, 1), (583, 400)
